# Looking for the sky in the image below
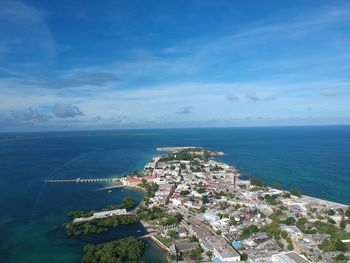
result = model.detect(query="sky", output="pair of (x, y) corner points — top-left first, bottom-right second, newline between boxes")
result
(0, 0), (349, 131)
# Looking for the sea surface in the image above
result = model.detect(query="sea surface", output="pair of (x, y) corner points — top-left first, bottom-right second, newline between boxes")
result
(0, 126), (349, 262)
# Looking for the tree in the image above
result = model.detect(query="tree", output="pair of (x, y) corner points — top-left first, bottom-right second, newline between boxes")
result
(240, 225), (259, 239)
(189, 248), (202, 261)
(340, 219), (346, 229)
(199, 206), (206, 213)
(345, 207), (350, 217)
(189, 235), (198, 242)
(203, 149), (210, 162)
(168, 230), (177, 239)
(290, 188), (302, 197)
(201, 195), (209, 204)
(196, 187), (206, 194)
(81, 237), (145, 263)
(335, 239), (347, 252)
(240, 253), (248, 261)
(284, 217), (296, 225)
(206, 251), (212, 258)
(334, 254), (349, 261)
(250, 176), (264, 187)
(272, 183), (282, 190)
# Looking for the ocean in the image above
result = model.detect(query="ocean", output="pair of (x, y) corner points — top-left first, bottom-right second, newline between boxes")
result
(0, 126), (349, 262)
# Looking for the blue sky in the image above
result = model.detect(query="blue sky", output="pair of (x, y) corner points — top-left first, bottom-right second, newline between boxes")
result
(0, 0), (349, 131)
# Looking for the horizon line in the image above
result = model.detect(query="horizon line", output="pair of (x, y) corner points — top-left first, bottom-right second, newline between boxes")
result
(1, 123), (350, 134)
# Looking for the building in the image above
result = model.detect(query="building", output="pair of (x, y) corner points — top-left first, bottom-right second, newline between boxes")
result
(94, 208), (127, 218)
(204, 213), (219, 222)
(175, 242), (199, 254)
(271, 251), (311, 263)
(123, 177), (142, 186)
(201, 235), (240, 262)
(178, 227), (188, 238)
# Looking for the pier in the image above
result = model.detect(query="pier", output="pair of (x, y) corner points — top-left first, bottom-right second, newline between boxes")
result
(45, 177), (119, 183)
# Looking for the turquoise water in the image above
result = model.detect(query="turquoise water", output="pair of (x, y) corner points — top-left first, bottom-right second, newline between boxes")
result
(0, 126), (349, 262)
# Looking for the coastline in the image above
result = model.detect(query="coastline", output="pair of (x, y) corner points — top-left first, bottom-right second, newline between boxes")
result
(47, 146), (350, 262)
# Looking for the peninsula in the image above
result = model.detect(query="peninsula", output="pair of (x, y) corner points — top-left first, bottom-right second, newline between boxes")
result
(61, 147), (350, 263)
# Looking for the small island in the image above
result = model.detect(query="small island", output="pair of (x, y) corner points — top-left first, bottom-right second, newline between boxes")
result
(58, 147), (350, 263)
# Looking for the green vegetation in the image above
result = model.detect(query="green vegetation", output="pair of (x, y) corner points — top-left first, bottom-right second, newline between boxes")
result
(160, 212), (183, 226)
(188, 247), (202, 261)
(67, 210), (93, 219)
(294, 220), (350, 252)
(196, 187), (206, 194)
(103, 197), (136, 211)
(284, 217), (296, 225)
(81, 237), (145, 263)
(296, 218), (308, 231)
(334, 254), (349, 262)
(262, 194), (280, 205)
(240, 253), (248, 261)
(159, 149), (206, 163)
(345, 207), (350, 217)
(314, 221), (350, 241)
(201, 195), (210, 204)
(189, 235), (198, 242)
(250, 176), (264, 187)
(240, 225), (259, 239)
(139, 179), (159, 198)
(289, 188), (302, 197)
(65, 214), (139, 236)
(206, 251), (212, 258)
(154, 234), (174, 247)
(272, 183), (282, 190)
(210, 164), (223, 172)
(137, 207), (166, 221)
(67, 197), (136, 220)
(260, 223), (281, 240)
(168, 230), (178, 238)
(203, 149), (210, 162)
(199, 206), (206, 213)
(282, 192), (291, 198)
(269, 209), (286, 223)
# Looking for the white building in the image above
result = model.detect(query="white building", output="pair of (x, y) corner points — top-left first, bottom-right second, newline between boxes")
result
(271, 251), (311, 263)
(204, 213), (219, 222)
(94, 209), (127, 218)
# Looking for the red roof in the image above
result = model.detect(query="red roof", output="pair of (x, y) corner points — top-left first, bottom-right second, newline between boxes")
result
(170, 193), (179, 199)
(125, 177), (142, 183)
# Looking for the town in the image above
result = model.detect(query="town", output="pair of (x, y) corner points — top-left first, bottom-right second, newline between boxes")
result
(119, 146), (350, 263)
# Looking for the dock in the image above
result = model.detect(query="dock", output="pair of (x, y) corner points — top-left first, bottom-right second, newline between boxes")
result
(45, 178), (119, 183)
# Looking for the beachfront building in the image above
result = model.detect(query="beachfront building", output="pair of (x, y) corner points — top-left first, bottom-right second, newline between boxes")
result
(94, 209), (127, 218)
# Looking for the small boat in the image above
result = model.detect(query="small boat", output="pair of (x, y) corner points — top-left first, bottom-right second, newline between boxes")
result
(108, 190), (112, 193)
(136, 229), (142, 233)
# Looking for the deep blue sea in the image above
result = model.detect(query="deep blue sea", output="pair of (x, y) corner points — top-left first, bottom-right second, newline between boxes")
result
(0, 126), (349, 262)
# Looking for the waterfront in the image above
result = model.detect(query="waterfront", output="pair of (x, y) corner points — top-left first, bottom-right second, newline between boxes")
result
(0, 126), (349, 262)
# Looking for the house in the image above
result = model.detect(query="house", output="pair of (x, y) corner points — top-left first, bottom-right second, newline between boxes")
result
(212, 218), (230, 230)
(279, 225), (303, 238)
(123, 177), (142, 186)
(204, 213), (219, 223)
(178, 227), (188, 238)
(201, 235), (240, 262)
(175, 242), (198, 254)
